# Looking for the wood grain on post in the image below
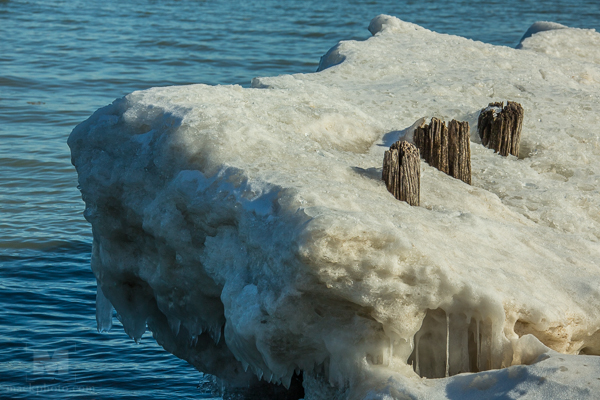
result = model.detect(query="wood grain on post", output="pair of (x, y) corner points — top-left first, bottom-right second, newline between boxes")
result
(448, 120), (471, 185)
(477, 101), (524, 157)
(383, 141), (420, 206)
(414, 117), (471, 185)
(414, 117), (449, 174)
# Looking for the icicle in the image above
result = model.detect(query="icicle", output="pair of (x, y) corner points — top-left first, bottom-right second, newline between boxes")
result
(489, 319), (494, 370)
(210, 325), (222, 344)
(282, 371), (292, 390)
(415, 333), (420, 377)
(445, 313), (450, 378)
(386, 336), (393, 366)
(256, 368), (264, 380)
(476, 319), (480, 371)
(241, 360), (249, 372)
(95, 284), (114, 333)
(190, 335), (198, 347)
(169, 317), (181, 337)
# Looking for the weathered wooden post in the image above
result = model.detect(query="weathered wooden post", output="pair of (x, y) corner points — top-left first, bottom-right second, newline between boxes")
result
(477, 101), (524, 157)
(383, 141), (420, 206)
(413, 118), (471, 185)
(448, 120), (471, 185)
(413, 117), (449, 174)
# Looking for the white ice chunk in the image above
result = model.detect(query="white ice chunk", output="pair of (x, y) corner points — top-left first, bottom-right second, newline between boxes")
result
(516, 21), (568, 48)
(70, 14), (600, 400)
(317, 43), (346, 71)
(517, 21), (600, 66)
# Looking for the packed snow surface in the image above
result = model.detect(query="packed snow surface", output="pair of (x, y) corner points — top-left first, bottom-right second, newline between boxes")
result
(69, 15), (600, 399)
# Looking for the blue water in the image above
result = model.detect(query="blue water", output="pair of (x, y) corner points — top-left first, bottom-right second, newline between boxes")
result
(1, 0), (598, 398)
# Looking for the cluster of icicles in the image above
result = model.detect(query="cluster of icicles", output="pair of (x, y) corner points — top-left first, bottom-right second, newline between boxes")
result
(408, 308), (501, 379)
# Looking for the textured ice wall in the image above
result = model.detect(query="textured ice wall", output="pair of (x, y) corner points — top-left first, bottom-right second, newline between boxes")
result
(69, 15), (600, 399)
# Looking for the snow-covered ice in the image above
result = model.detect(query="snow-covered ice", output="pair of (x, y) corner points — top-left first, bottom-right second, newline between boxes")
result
(69, 15), (600, 399)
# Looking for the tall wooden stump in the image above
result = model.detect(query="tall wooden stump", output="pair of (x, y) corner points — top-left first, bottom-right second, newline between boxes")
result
(414, 117), (449, 174)
(477, 101), (524, 157)
(414, 118), (471, 185)
(448, 120), (471, 185)
(383, 141), (420, 206)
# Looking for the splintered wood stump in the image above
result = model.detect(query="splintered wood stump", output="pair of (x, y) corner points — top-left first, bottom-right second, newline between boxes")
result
(477, 101), (524, 157)
(448, 120), (471, 185)
(414, 117), (449, 174)
(414, 118), (471, 185)
(383, 141), (420, 206)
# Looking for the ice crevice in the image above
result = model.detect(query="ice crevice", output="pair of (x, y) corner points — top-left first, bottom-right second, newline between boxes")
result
(73, 14), (600, 400)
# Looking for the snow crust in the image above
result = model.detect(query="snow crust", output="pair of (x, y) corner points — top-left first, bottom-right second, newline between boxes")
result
(69, 16), (600, 399)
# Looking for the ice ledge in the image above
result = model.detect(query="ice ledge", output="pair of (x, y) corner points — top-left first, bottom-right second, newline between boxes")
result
(70, 15), (600, 399)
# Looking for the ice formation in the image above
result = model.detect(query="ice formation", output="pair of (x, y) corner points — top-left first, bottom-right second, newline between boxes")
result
(69, 15), (600, 399)
(515, 21), (567, 49)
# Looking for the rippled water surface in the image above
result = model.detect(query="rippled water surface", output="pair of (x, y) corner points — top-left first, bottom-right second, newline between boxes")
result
(1, 0), (599, 398)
